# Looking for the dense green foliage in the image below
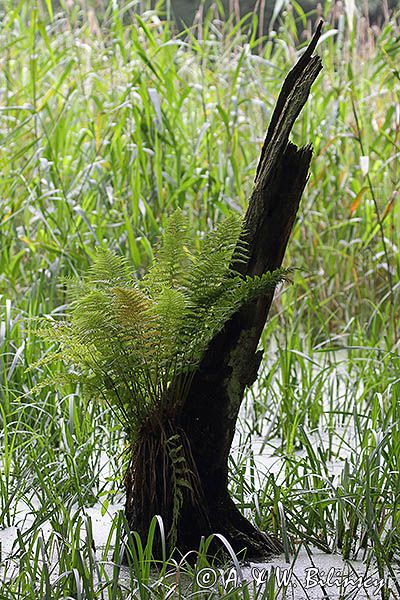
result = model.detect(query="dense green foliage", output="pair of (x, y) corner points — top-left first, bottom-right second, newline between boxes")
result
(34, 211), (287, 439)
(0, 0), (399, 597)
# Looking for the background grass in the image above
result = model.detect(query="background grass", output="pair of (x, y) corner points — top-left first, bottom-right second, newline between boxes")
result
(0, 0), (399, 598)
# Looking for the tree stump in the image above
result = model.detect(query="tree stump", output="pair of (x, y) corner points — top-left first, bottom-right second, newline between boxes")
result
(125, 22), (323, 559)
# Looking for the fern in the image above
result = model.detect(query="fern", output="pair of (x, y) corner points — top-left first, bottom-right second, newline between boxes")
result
(88, 248), (130, 289)
(143, 209), (191, 294)
(34, 209), (290, 441)
(165, 433), (193, 548)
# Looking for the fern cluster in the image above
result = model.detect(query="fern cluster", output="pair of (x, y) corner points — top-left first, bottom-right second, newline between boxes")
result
(34, 210), (288, 440)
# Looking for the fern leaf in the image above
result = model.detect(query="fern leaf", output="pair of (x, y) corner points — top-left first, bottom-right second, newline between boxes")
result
(143, 208), (192, 294)
(88, 248), (130, 289)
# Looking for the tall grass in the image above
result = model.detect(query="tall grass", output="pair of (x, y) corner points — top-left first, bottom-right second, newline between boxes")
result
(0, 1), (399, 598)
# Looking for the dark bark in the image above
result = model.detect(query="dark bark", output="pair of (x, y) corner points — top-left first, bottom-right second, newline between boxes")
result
(125, 23), (323, 560)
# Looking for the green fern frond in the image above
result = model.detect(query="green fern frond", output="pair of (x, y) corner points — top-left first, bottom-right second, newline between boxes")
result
(71, 290), (116, 344)
(25, 349), (65, 372)
(236, 268), (291, 305)
(88, 248), (130, 289)
(183, 214), (250, 313)
(143, 208), (192, 294)
(113, 286), (152, 327)
(166, 433), (193, 548)
(152, 287), (188, 343)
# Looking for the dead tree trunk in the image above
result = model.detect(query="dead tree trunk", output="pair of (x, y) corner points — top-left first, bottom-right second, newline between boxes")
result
(125, 23), (323, 559)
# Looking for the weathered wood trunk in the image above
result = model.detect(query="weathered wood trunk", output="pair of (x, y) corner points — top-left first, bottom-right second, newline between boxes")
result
(125, 23), (323, 559)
